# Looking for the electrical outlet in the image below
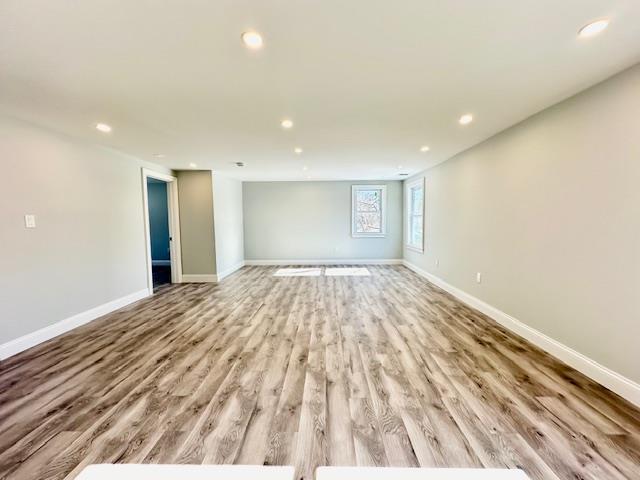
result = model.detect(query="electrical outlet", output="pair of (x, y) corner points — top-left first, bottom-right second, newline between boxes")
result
(24, 214), (36, 228)
(476, 272), (482, 284)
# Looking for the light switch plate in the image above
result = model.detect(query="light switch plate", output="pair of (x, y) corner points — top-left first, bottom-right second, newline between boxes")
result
(24, 214), (36, 228)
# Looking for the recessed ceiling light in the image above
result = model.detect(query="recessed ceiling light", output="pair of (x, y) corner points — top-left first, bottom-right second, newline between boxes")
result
(459, 114), (473, 125)
(189, 162), (197, 168)
(281, 119), (293, 129)
(302, 166), (308, 171)
(153, 153), (165, 158)
(294, 147), (303, 154)
(578, 19), (610, 38)
(241, 31), (263, 49)
(398, 165), (403, 169)
(95, 123), (112, 133)
(420, 145), (430, 152)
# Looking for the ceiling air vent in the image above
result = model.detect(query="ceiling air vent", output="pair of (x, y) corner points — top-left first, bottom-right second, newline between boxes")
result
(235, 162), (245, 167)
(399, 173), (409, 176)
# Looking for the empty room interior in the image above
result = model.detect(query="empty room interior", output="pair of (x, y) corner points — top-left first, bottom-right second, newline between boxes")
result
(1, 2), (640, 480)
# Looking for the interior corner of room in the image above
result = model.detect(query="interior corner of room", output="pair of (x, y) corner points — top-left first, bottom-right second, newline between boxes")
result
(1, 3), (639, 479)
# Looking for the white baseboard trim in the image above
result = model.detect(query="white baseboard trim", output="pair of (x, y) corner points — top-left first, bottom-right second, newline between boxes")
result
(181, 274), (218, 283)
(244, 258), (403, 266)
(152, 260), (171, 266)
(0, 288), (151, 360)
(402, 260), (640, 407)
(216, 261), (246, 281)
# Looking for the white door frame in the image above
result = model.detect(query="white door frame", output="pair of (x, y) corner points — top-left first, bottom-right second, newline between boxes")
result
(142, 168), (183, 292)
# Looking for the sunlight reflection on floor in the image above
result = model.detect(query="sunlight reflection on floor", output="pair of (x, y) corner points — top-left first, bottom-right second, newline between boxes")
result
(273, 268), (322, 277)
(273, 267), (371, 277)
(325, 267), (370, 276)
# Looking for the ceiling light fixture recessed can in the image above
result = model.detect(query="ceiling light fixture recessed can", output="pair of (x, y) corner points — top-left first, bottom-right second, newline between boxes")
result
(189, 162), (197, 168)
(294, 147), (303, 154)
(459, 114), (473, 125)
(578, 19), (610, 38)
(420, 145), (430, 152)
(281, 119), (293, 129)
(241, 31), (263, 49)
(153, 153), (165, 158)
(95, 123), (112, 133)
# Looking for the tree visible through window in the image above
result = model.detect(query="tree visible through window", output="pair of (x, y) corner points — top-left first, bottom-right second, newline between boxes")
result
(352, 185), (387, 237)
(406, 177), (424, 251)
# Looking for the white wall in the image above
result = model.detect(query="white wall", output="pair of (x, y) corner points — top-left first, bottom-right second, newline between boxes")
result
(403, 64), (640, 385)
(212, 174), (244, 277)
(0, 114), (171, 347)
(243, 180), (402, 262)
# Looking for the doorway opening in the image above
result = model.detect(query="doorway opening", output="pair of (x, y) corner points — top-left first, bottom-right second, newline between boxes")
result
(147, 178), (171, 288)
(142, 169), (182, 293)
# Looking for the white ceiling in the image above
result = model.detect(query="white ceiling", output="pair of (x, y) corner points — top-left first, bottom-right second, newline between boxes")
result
(1, 1), (639, 181)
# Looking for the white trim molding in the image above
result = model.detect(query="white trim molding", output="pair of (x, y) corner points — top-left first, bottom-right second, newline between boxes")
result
(181, 262), (246, 283)
(216, 261), (246, 281)
(181, 274), (218, 283)
(245, 258), (403, 266)
(142, 168), (183, 289)
(402, 260), (640, 407)
(0, 289), (151, 360)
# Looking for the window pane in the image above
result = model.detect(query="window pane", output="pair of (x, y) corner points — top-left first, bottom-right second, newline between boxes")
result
(411, 216), (423, 246)
(411, 187), (423, 215)
(352, 185), (386, 237)
(356, 211), (381, 233)
(356, 189), (381, 212)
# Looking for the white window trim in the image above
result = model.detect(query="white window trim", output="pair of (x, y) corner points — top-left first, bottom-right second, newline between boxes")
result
(351, 184), (387, 238)
(406, 177), (425, 253)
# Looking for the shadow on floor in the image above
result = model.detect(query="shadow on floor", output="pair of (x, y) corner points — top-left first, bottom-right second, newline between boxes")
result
(152, 265), (171, 291)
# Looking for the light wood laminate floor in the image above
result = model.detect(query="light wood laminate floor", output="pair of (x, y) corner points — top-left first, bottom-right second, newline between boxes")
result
(0, 265), (638, 479)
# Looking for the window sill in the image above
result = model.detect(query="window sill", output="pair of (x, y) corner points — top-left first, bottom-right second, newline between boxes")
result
(352, 233), (386, 238)
(405, 244), (424, 253)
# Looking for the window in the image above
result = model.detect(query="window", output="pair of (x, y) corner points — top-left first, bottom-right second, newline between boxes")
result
(351, 185), (387, 237)
(406, 177), (424, 252)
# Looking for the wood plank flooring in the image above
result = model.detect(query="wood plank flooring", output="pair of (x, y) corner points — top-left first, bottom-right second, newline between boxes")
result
(0, 265), (638, 479)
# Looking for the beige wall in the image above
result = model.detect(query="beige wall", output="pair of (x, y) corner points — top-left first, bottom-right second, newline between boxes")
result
(0, 114), (171, 345)
(212, 174), (244, 276)
(404, 64), (640, 384)
(243, 180), (403, 261)
(177, 170), (216, 275)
